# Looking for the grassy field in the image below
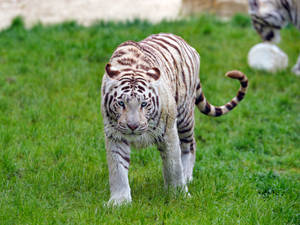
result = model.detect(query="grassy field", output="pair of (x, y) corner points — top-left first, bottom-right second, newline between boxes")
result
(0, 15), (299, 224)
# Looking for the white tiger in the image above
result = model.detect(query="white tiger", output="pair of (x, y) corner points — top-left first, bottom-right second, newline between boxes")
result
(101, 33), (248, 205)
(248, 0), (300, 75)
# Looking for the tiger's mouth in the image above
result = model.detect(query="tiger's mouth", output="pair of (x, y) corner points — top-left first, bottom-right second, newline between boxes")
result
(261, 30), (281, 44)
(117, 127), (148, 136)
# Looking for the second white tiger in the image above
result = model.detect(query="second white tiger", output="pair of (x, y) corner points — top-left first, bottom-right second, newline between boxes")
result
(101, 33), (248, 205)
(248, 0), (300, 75)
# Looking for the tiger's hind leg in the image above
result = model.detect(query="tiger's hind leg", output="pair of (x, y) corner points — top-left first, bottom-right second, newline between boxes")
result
(177, 109), (196, 183)
(180, 138), (196, 183)
(292, 54), (300, 76)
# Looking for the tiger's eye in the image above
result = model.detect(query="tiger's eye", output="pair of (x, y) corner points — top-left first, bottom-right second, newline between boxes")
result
(118, 101), (125, 107)
(141, 102), (147, 108)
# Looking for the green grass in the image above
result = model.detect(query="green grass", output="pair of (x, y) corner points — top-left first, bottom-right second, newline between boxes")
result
(0, 15), (299, 224)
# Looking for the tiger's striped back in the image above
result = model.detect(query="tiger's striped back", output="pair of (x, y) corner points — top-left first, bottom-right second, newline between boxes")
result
(141, 33), (248, 117)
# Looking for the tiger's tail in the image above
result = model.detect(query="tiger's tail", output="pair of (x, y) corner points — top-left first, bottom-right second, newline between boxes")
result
(195, 70), (248, 117)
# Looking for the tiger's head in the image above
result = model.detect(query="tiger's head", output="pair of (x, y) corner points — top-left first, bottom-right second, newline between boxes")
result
(248, 0), (287, 43)
(102, 63), (161, 137)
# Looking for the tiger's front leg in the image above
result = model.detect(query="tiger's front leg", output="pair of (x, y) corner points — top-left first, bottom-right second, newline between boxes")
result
(158, 123), (187, 191)
(105, 137), (131, 206)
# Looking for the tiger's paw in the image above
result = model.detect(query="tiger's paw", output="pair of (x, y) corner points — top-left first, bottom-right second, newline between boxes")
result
(107, 194), (132, 207)
(179, 186), (191, 198)
(185, 175), (193, 183)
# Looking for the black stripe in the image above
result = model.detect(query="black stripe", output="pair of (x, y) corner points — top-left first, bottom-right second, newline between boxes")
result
(121, 139), (129, 145)
(151, 36), (183, 61)
(180, 138), (193, 143)
(138, 86), (145, 91)
(178, 126), (193, 134)
(237, 91), (245, 101)
(143, 41), (173, 75)
(177, 104), (185, 115)
(260, 14), (282, 29)
(121, 86), (130, 91)
(139, 45), (160, 65)
(195, 93), (204, 105)
(120, 162), (129, 170)
(231, 101), (237, 107)
(203, 102), (211, 114)
(108, 95), (113, 107)
(177, 108), (189, 126)
(215, 107), (223, 117)
(165, 34), (193, 83)
(104, 93), (109, 106)
(119, 40), (141, 49)
(111, 50), (126, 59)
(190, 141), (195, 153)
(112, 150), (130, 164)
(282, 0), (292, 21)
(225, 103), (233, 110)
(178, 115), (193, 130)
(182, 150), (190, 154)
(241, 81), (248, 88)
(151, 36), (188, 104)
(148, 39), (179, 72)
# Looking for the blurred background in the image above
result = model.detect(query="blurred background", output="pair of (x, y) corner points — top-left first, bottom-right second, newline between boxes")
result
(0, 0), (248, 30)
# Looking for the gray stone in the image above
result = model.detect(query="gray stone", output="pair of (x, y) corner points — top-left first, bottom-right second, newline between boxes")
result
(248, 43), (288, 73)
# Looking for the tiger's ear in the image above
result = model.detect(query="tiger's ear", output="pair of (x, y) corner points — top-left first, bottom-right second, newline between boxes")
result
(146, 67), (160, 81)
(105, 63), (120, 78)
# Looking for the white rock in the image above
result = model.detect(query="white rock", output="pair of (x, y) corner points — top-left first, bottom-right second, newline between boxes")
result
(248, 43), (288, 73)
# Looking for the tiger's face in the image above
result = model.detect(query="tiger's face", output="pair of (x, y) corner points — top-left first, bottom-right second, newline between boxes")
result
(251, 19), (281, 43)
(102, 63), (161, 136)
(114, 94), (151, 135)
(249, 0), (284, 43)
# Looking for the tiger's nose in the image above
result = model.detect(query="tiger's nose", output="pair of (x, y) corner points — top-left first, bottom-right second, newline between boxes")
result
(127, 123), (139, 131)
